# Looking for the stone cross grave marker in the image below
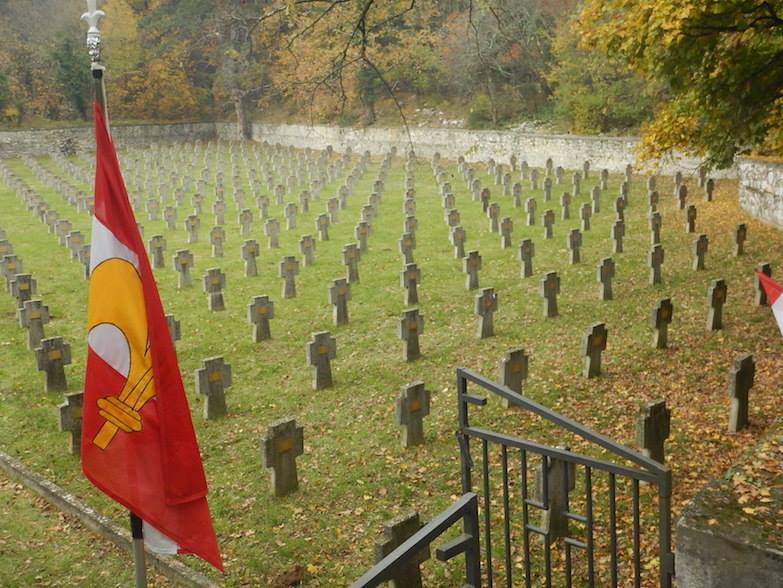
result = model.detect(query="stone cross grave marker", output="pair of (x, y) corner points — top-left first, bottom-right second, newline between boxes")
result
(35, 336), (71, 392)
(729, 354), (755, 433)
(637, 400), (670, 463)
(213, 200), (226, 225)
(279, 256), (300, 299)
(209, 226), (226, 257)
(583, 323), (608, 378)
(306, 331), (337, 390)
(754, 262), (771, 306)
(560, 192), (571, 220)
(55, 220), (72, 246)
(329, 278), (351, 326)
(540, 271), (560, 318)
(374, 512), (430, 588)
(248, 295), (274, 341)
(166, 313), (181, 345)
(530, 168), (539, 190)
(395, 381), (431, 448)
(649, 211), (662, 244)
(239, 208), (253, 235)
(403, 198), (416, 217)
(401, 263), (421, 306)
(498, 348), (528, 408)
(18, 299), (50, 350)
(450, 226), (466, 259)
(518, 238), (535, 278)
(184, 214), (200, 243)
(284, 203), (298, 230)
(525, 198), (537, 226)
(327, 197), (339, 223)
(499, 217), (513, 248)
(705, 178), (715, 202)
(543, 176), (553, 201)
(264, 218), (281, 248)
(580, 203), (592, 231)
(651, 298), (673, 349)
(707, 278), (727, 331)
(649, 244), (664, 285)
(195, 356), (232, 419)
(619, 181), (629, 205)
(597, 257), (615, 301)
(648, 190), (659, 212)
(480, 188), (491, 213)
(299, 191), (310, 213)
(343, 243), (361, 283)
(600, 168), (609, 190)
(475, 287), (498, 339)
(692, 234), (709, 270)
(676, 184), (687, 210)
(612, 218), (625, 253)
(572, 172), (581, 197)
(66, 231), (84, 260)
(512, 183), (522, 207)
(400, 308), (424, 361)
(241, 239), (260, 277)
(261, 417), (304, 497)
(487, 202), (501, 232)
(404, 215), (418, 236)
(316, 214), (330, 241)
(542, 209), (555, 239)
(0, 254), (22, 289)
(58, 391), (83, 455)
(399, 232), (416, 265)
(355, 222), (370, 253)
(684, 205), (697, 233)
(148, 235), (167, 269)
(298, 234), (316, 267)
(463, 250), (482, 290)
(203, 268), (226, 311)
(78, 244), (90, 278)
(146, 198), (160, 221)
(583, 160), (590, 179)
(192, 193), (204, 215)
(567, 229), (582, 264)
(446, 208), (460, 228)
(164, 205), (177, 230)
(10, 273), (37, 308)
(734, 223), (747, 256)
(173, 249), (194, 289)
(614, 196), (626, 222)
(257, 196), (270, 219)
(535, 451), (576, 541)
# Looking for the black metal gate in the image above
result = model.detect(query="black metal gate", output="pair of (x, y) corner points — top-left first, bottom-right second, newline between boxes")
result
(352, 368), (674, 587)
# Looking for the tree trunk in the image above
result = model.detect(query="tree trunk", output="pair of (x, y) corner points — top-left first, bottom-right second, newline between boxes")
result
(486, 74), (498, 126)
(233, 90), (252, 140)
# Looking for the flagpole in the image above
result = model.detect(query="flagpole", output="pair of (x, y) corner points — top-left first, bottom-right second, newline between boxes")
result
(82, 3), (146, 587)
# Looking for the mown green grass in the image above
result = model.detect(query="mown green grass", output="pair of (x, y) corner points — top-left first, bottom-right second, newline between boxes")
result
(1, 144), (782, 587)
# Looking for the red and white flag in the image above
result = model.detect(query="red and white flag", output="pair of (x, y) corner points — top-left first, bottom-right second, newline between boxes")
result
(82, 101), (222, 570)
(756, 270), (783, 336)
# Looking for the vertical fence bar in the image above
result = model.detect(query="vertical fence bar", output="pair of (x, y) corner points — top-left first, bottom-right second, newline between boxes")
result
(457, 372), (472, 493)
(659, 469), (674, 588)
(465, 493), (483, 588)
(609, 473), (618, 588)
(633, 479), (641, 588)
(585, 466), (595, 588)
(520, 449), (532, 588)
(501, 445), (512, 588)
(542, 456), (552, 588)
(482, 439), (494, 588)
(564, 459), (572, 588)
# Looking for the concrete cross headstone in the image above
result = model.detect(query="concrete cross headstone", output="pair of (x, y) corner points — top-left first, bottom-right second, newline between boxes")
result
(203, 268), (226, 311)
(316, 214), (330, 241)
(374, 512), (430, 588)
(264, 218), (281, 248)
(241, 239), (260, 277)
(733, 223), (747, 256)
(705, 178), (715, 202)
(571, 171), (581, 197)
(404, 215), (418, 236)
(18, 299), (50, 350)
(480, 188), (491, 213)
(475, 287), (498, 338)
(648, 190), (659, 212)
(650, 298), (673, 349)
(542, 209), (555, 239)
(401, 263), (421, 305)
(343, 243), (361, 283)
(580, 203), (591, 231)
(35, 336), (71, 392)
(355, 222), (370, 253)
(279, 256), (300, 299)
(582, 323), (607, 378)
(446, 208), (460, 228)
(195, 356), (232, 419)
(0, 254), (22, 289)
(10, 273), (37, 309)
(560, 192), (571, 220)
(498, 348), (528, 408)
(261, 418), (304, 497)
(148, 235), (167, 269)
(399, 232), (416, 265)
(692, 234), (709, 270)
(395, 381), (431, 448)
(299, 235), (316, 267)
(707, 278), (727, 330)
(518, 239), (535, 278)
(164, 205), (177, 230)
(535, 451), (575, 541)
(525, 198), (537, 226)
(543, 176), (552, 202)
(247, 295), (274, 341)
(676, 184), (687, 210)
(55, 220), (72, 246)
(684, 205), (697, 233)
(209, 226), (226, 257)
(306, 331), (337, 389)
(173, 249), (194, 289)
(614, 196), (625, 221)
(612, 218), (625, 254)
(450, 226), (466, 259)
(184, 214), (200, 243)
(284, 203), (298, 230)
(540, 271), (560, 318)
(58, 391), (83, 455)
(728, 354), (755, 433)
(597, 257), (615, 301)
(499, 217), (513, 248)
(637, 400), (670, 463)
(463, 250), (482, 290)
(239, 208), (253, 235)
(213, 200), (226, 226)
(400, 308), (425, 361)
(754, 262), (772, 306)
(600, 168), (609, 191)
(165, 313), (181, 345)
(649, 244), (664, 285)
(329, 278), (351, 326)
(649, 211), (662, 244)
(567, 229), (582, 264)
(487, 202), (501, 232)
(66, 231), (85, 260)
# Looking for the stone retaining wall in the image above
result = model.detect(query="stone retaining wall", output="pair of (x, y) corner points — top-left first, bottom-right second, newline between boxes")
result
(737, 157), (783, 228)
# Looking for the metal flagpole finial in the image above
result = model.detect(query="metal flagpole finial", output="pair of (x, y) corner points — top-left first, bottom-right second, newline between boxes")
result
(81, 0), (106, 63)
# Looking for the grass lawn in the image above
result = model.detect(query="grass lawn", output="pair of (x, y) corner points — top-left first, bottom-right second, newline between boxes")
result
(0, 143), (781, 587)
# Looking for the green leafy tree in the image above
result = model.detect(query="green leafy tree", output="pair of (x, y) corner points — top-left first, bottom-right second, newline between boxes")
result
(580, 0), (783, 168)
(52, 35), (91, 120)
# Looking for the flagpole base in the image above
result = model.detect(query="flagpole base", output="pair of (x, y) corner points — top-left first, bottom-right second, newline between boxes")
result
(130, 512), (147, 588)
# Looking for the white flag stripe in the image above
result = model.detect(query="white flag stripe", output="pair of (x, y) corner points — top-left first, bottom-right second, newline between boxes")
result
(771, 295), (783, 336)
(142, 520), (180, 554)
(87, 323), (131, 377)
(90, 217), (139, 272)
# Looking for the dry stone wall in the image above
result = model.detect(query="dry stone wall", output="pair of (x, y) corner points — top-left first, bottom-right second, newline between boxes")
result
(738, 157), (783, 228)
